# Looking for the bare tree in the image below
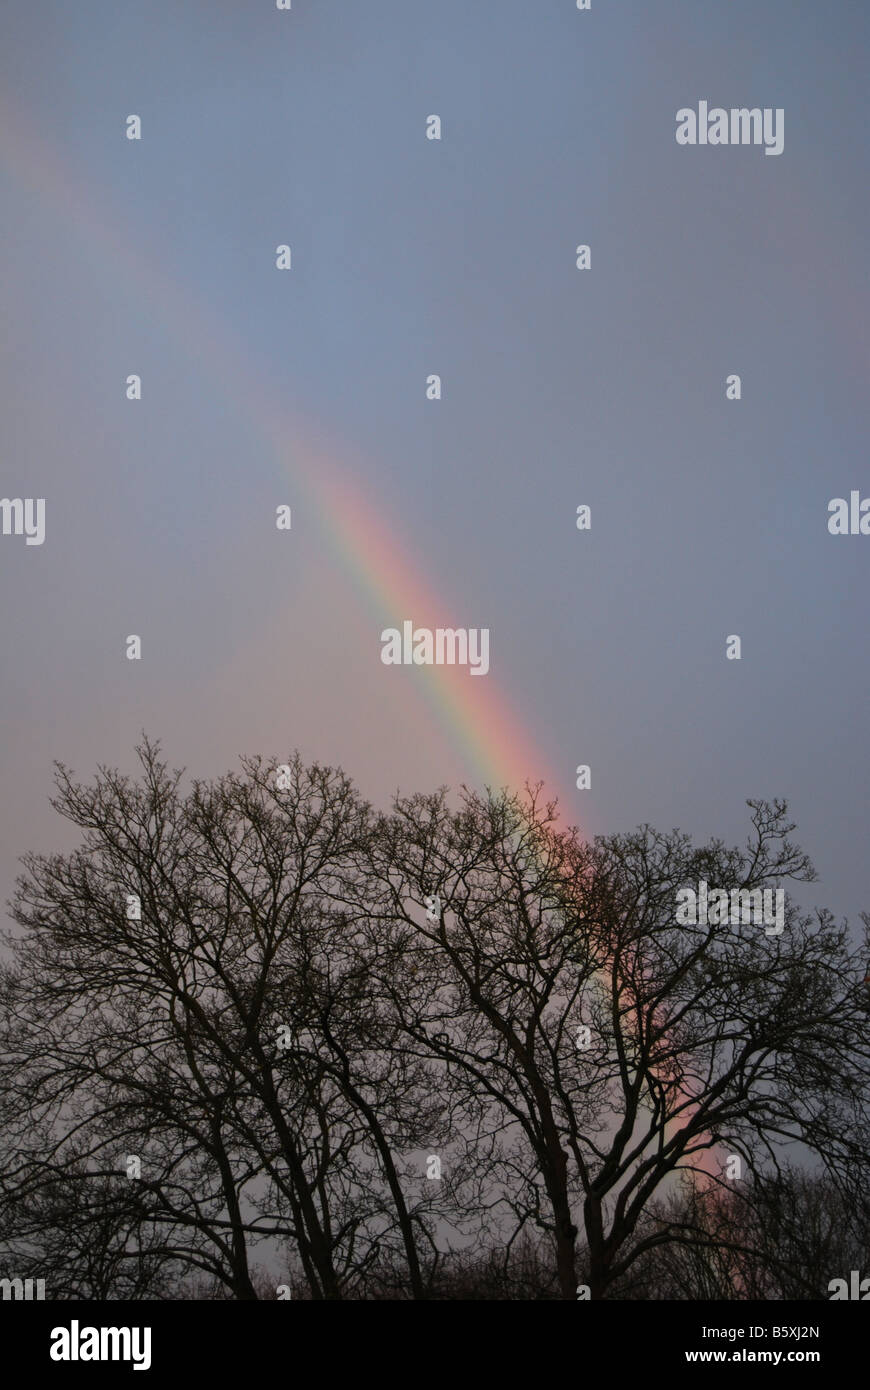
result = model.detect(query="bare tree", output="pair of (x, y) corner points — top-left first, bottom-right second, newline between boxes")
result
(611, 1166), (870, 1300)
(2, 744), (868, 1302)
(0, 740), (455, 1299)
(358, 788), (870, 1299)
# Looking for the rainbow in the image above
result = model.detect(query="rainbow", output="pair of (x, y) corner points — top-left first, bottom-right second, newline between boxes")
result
(1, 95), (721, 1185)
(0, 92), (565, 803)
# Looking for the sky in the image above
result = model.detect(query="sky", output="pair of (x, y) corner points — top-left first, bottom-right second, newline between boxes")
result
(1, 0), (868, 933)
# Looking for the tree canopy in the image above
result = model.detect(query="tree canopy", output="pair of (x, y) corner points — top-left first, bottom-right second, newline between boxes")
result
(1, 739), (868, 1299)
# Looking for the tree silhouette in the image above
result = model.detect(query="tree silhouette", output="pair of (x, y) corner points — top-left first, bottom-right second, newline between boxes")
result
(1, 740), (868, 1299)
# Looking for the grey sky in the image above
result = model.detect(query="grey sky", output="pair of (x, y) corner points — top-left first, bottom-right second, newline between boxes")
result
(1, 0), (868, 932)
